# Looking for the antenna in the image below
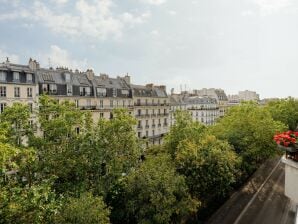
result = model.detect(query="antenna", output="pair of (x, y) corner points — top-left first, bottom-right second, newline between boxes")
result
(48, 58), (52, 68)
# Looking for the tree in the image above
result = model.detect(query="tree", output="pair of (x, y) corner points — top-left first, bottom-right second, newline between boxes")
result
(31, 95), (92, 194)
(175, 135), (240, 203)
(211, 102), (286, 176)
(123, 153), (199, 224)
(164, 110), (206, 158)
(82, 109), (142, 197)
(54, 193), (110, 224)
(265, 98), (298, 130)
(0, 131), (59, 224)
(0, 103), (31, 147)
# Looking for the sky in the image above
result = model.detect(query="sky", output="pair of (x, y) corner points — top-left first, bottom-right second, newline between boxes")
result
(0, 0), (297, 98)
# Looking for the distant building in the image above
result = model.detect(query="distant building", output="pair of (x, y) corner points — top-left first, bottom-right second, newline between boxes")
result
(0, 58), (38, 129)
(169, 93), (220, 126)
(238, 90), (260, 101)
(131, 83), (170, 146)
(228, 90), (260, 106)
(0, 58), (169, 146)
(192, 88), (228, 117)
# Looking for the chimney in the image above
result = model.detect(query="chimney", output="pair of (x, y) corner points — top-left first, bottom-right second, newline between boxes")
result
(99, 73), (109, 80)
(86, 69), (95, 80)
(146, 83), (154, 89)
(171, 88), (174, 95)
(159, 85), (166, 91)
(28, 58), (40, 70)
(123, 74), (131, 84)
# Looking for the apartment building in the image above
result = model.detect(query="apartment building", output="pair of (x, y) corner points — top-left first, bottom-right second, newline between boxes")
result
(131, 84), (170, 145)
(1, 58), (170, 145)
(36, 67), (133, 121)
(193, 88), (228, 117)
(186, 96), (219, 126)
(0, 58), (38, 127)
(169, 93), (219, 126)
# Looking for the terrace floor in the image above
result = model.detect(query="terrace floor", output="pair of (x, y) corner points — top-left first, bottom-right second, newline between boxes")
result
(207, 156), (296, 224)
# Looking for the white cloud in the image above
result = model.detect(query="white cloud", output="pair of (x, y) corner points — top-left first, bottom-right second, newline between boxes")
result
(41, 45), (88, 70)
(52, 0), (68, 4)
(0, 0), (151, 40)
(253, 0), (291, 15)
(151, 30), (159, 37)
(241, 10), (255, 16)
(167, 10), (177, 16)
(121, 11), (151, 26)
(141, 0), (166, 5)
(0, 49), (19, 63)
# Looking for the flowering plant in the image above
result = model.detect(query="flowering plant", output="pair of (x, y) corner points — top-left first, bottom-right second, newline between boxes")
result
(274, 131), (298, 147)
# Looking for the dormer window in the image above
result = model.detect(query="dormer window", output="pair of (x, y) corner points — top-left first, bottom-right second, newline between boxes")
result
(0, 71), (6, 81)
(65, 73), (71, 82)
(121, 89), (129, 95)
(97, 87), (106, 97)
(26, 73), (33, 82)
(67, 84), (72, 96)
(80, 87), (91, 96)
(49, 84), (57, 94)
(13, 72), (20, 81)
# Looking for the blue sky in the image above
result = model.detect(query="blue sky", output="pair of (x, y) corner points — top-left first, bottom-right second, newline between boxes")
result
(0, 0), (297, 98)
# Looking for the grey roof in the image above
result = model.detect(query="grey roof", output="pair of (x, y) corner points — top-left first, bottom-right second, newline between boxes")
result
(0, 62), (33, 73)
(186, 96), (218, 104)
(215, 89), (228, 101)
(36, 68), (92, 86)
(93, 76), (130, 89)
(131, 84), (167, 98)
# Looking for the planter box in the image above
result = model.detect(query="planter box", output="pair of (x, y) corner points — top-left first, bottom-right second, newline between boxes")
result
(278, 145), (298, 161)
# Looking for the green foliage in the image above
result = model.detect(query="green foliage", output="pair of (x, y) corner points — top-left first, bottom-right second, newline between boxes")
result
(164, 110), (206, 157)
(82, 109), (141, 196)
(32, 95), (92, 193)
(265, 98), (298, 130)
(123, 154), (199, 224)
(54, 192), (110, 224)
(0, 180), (61, 224)
(211, 102), (286, 175)
(175, 135), (240, 201)
(0, 103), (31, 147)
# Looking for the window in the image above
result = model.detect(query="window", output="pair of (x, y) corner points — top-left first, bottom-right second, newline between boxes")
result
(138, 109), (141, 116)
(26, 73), (33, 82)
(146, 131), (148, 137)
(28, 120), (33, 127)
(14, 87), (20, 97)
(110, 100), (113, 108)
(75, 100), (79, 108)
(100, 100), (103, 108)
(0, 103), (6, 113)
(65, 73), (71, 82)
(80, 87), (91, 96)
(28, 103), (33, 113)
(97, 88), (106, 97)
(42, 84), (48, 93)
(27, 87), (32, 97)
(0, 86), (6, 97)
(138, 120), (142, 128)
(121, 89), (129, 95)
(67, 84), (72, 95)
(87, 100), (91, 108)
(138, 132), (141, 138)
(13, 72), (19, 81)
(49, 84), (57, 94)
(112, 88), (117, 97)
(100, 113), (104, 118)
(122, 100), (125, 107)
(0, 71), (6, 81)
